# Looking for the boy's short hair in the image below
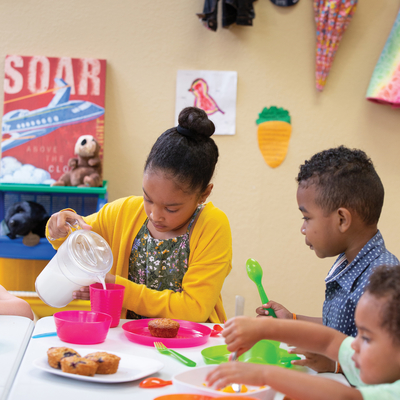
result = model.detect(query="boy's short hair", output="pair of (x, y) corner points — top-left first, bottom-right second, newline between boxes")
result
(366, 264), (400, 345)
(296, 146), (384, 225)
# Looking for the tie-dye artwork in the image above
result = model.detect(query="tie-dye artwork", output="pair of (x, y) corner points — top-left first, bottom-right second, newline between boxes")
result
(175, 70), (237, 135)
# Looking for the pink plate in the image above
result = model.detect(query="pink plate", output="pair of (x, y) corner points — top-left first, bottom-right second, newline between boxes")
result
(122, 319), (211, 348)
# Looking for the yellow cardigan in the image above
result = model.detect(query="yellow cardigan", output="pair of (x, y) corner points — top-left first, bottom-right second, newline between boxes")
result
(48, 196), (232, 323)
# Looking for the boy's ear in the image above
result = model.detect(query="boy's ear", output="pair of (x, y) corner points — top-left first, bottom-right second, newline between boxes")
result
(199, 183), (213, 204)
(337, 207), (352, 232)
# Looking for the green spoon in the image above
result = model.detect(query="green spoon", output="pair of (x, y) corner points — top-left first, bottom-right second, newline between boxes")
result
(246, 258), (277, 318)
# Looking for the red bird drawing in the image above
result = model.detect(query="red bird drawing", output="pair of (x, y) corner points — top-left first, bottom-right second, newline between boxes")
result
(189, 78), (224, 115)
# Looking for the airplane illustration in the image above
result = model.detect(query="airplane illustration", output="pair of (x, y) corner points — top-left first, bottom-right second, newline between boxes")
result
(1, 78), (104, 152)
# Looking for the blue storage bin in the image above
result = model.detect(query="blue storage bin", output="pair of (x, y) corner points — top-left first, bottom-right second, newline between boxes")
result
(0, 182), (108, 260)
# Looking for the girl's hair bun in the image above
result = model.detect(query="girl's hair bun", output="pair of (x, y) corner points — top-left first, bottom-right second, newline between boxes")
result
(178, 107), (215, 139)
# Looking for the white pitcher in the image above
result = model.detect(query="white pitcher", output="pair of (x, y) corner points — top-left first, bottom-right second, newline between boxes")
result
(35, 227), (113, 308)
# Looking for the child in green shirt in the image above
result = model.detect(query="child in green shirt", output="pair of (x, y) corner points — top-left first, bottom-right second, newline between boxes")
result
(207, 264), (400, 400)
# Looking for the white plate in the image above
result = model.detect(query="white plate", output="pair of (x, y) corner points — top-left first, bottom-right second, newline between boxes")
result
(33, 348), (164, 383)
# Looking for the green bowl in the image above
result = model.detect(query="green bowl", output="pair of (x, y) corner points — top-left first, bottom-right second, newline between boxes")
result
(201, 340), (300, 369)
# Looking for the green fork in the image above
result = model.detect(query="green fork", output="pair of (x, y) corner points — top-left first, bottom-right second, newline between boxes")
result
(154, 342), (196, 367)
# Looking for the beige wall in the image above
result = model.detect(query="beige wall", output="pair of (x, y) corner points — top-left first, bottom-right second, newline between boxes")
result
(1, 1), (400, 319)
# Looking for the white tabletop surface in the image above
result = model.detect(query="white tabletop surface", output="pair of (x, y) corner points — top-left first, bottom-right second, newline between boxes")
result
(0, 316), (34, 400)
(7, 317), (349, 400)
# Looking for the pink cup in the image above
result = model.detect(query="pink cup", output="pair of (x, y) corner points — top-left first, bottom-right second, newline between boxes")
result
(90, 283), (125, 328)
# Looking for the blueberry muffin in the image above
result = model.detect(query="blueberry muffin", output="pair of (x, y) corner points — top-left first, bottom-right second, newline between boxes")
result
(148, 318), (180, 338)
(47, 347), (81, 369)
(84, 352), (121, 374)
(60, 356), (98, 376)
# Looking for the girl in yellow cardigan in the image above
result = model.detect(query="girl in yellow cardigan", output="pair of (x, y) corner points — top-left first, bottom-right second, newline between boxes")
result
(46, 107), (232, 323)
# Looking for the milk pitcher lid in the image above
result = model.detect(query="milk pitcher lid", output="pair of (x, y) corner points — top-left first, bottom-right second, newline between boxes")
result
(67, 230), (113, 274)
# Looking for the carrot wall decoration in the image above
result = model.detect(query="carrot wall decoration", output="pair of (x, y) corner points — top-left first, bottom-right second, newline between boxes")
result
(256, 106), (292, 169)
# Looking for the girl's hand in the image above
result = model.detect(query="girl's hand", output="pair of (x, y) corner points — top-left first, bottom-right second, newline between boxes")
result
(222, 316), (263, 357)
(206, 362), (269, 389)
(256, 301), (292, 319)
(72, 274), (116, 300)
(48, 211), (92, 240)
(72, 286), (90, 300)
(105, 273), (116, 284)
(288, 347), (336, 373)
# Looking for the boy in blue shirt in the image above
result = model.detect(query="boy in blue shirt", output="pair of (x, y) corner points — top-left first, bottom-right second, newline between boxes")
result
(257, 146), (398, 372)
(207, 264), (400, 400)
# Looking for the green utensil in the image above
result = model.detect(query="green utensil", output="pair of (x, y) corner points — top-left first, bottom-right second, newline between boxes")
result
(246, 258), (277, 318)
(201, 340), (300, 368)
(154, 342), (196, 367)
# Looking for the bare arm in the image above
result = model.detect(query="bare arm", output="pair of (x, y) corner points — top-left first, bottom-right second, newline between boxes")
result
(0, 286), (33, 320)
(296, 315), (323, 324)
(223, 316), (346, 361)
(256, 301), (323, 324)
(206, 363), (362, 400)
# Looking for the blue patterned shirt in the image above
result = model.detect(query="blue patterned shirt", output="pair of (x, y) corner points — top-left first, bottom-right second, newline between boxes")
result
(323, 231), (399, 336)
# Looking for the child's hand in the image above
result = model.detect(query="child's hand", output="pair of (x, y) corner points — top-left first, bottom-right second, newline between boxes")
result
(288, 347), (335, 373)
(72, 286), (90, 300)
(223, 316), (263, 357)
(48, 211), (92, 240)
(105, 273), (116, 284)
(256, 301), (292, 319)
(72, 274), (115, 300)
(206, 362), (269, 389)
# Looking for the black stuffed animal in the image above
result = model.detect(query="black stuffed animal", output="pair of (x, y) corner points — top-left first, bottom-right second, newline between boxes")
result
(5, 201), (49, 242)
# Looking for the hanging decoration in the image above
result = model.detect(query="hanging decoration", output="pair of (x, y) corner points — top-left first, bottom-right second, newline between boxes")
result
(197, 0), (256, 32)
(256, 107), (292, 169)
(366, 8), (400, 108)
(314, 0), (358, 91)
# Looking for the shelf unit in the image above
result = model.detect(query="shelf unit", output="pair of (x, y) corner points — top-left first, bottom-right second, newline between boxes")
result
(0, 182), (108, 318)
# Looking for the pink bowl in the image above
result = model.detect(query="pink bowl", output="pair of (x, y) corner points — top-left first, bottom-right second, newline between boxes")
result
(54, 310), (112, 345)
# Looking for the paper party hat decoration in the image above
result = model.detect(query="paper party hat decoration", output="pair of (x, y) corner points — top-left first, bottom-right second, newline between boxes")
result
(366, 8), (400, 107)
(314, 0), (358, 91)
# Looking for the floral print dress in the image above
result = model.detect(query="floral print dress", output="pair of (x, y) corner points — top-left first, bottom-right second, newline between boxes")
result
(126, 205), (202, 319)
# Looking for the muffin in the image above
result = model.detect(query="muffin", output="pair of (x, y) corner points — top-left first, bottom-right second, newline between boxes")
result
(84, 352), (121, 374)
(47, 347), (81, 369)
(60, 356), (98, 376)
(148, 318), (180, 338)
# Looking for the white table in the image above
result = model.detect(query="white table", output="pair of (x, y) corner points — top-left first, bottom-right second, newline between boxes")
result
(7, 317), (348, 400)
(0, 316), (34, 400)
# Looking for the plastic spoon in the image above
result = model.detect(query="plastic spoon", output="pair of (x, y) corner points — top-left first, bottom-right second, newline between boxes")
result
(246, 258), (277, 318)
(231, 295), (245, 393)
(139, 377), (172, 388)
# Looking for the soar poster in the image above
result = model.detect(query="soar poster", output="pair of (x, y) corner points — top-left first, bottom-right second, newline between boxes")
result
(1, 55), (106, 184)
